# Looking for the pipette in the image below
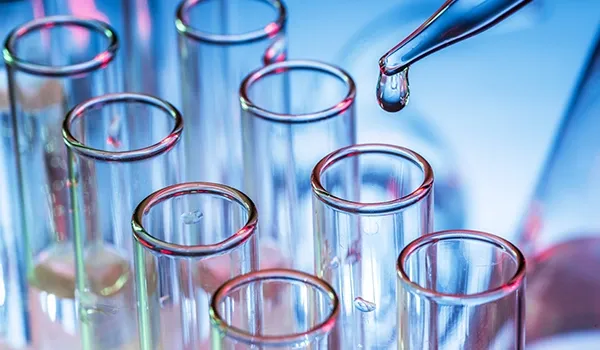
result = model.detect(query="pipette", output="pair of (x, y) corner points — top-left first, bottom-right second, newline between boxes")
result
(377, 0), (533, 112)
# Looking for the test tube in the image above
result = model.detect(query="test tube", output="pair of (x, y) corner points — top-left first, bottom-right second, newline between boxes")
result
(132, 182), (259, 350)
(176, 0), (287, 188)
(44, 0), (182, 107)
(241, 60), (356, 273)
(0, 3), (44, 349)
(397, 230), (526, 349)
(311, 143), (434, 349)
(210, 269), (340, 349)
(3, 16), (120, 349)
(62, 93), (183, 350)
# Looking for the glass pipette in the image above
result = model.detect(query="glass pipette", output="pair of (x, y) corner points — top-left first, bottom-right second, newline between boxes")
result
(377, 0), (533, 112)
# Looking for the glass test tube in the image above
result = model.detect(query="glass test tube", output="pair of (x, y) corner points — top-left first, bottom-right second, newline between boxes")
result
(45, 0), (182, 107)
(132, 182), (259, 350)
(241, 60), (356, 274)
(3, 16), (120, 350)
(210, 269), (340, 349)
(311, 143), (434, 349)
(0, 3), (45, 349)
(397, 230), (526, 349)
(176, 0), (287, 188)
(62, 93), (184, 350)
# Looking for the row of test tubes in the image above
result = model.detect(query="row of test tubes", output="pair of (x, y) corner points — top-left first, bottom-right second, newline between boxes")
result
(0, 1), (526, 349)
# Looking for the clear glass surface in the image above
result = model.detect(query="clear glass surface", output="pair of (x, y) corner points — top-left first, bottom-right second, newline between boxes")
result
(63, 93), (183, 350)
(44, 0), (182, 108)
(311, 143), (434, 349)
(177, 0), (287, 189)
(516, 31), (600, 346)
(397, 230), (526, 350)
(210, 269), (339, 349)
(0, 2), (43, 348)
(241, 59), (356, 274)
(3, 16), (121, 350)
(132, 182), (259, 350)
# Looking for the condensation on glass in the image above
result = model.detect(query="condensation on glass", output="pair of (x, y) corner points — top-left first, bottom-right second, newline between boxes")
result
(311, 143), (434, 348)
(132, 182), (259, 350)
(3, 16), (121, 350)
(397, 230), (526, 349)
(176, 0), (287, 189)
(241, 59), (356, 274)
(62, 92), (183, 350)
(210, 269), (340, 349)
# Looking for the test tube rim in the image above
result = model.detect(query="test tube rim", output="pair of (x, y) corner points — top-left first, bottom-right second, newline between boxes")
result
(132, 182), (258, 257)
(396, 229), (527, 306)
(3, 15), (119, 77)
(209, 268), (340, 346)
(240, 59), (356, 123)
(311, 143), (433, 214)
(175, 0), (287, 45)
(62, 92), (184, 162)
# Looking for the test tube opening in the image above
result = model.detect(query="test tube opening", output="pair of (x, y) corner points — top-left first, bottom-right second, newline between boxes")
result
(311, 143), (433, 214)
(397, 230), (526, 305)
(210, 269), (339, 346)
(132, 182), (258, 257)
(175, 0), (286, 44)
(63, 93), (183, 162)
(3, 15), (118, 77)
(240, 59), (356, 123)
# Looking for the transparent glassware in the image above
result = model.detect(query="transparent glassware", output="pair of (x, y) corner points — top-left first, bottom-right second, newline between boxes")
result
(3, 16), (121, 350)
(132, 182), (259, 350)
(176, 0), (287, 189)
(44, 0), (183, 108)
(241, 59), (356, 274)
(62, 93), (184, 350)
(210, 269), (340, 349)
(311, 143), (434, 349)
(0, 2), (44, 349)
(516, 31), (600, 347)
(397, 230), (526, 350)
(336, 0), (548, 232)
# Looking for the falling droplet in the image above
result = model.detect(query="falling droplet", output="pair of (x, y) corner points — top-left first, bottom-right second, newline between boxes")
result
(181, 209), (203, 224)
(354, 297), (376, 312)
(376, 67), (410, 113)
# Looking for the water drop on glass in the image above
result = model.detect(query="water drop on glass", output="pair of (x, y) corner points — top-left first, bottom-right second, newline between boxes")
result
(354, 297), (376, 312)
(181, 209), (203, 224)
(376, 67), (409, 113)
(328, 256), (340, 270)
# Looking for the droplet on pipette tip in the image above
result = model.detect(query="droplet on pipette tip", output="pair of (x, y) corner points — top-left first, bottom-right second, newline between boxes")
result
(376, 67), (409, 113)
(181, 209), (203, 224)
(354, 297), (376, 312)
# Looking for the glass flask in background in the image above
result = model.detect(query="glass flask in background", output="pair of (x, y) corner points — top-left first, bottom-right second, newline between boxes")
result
(336, 0), (548, 232)
(516, 30), (600, 347)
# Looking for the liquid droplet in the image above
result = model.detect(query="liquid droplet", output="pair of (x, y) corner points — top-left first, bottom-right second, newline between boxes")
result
(354, 297), (376, 312)
(363, 218), (379, 235)
(328, 256), (340, 270)
(376, 67), (409, 113)
(181, 209), (203, 224)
